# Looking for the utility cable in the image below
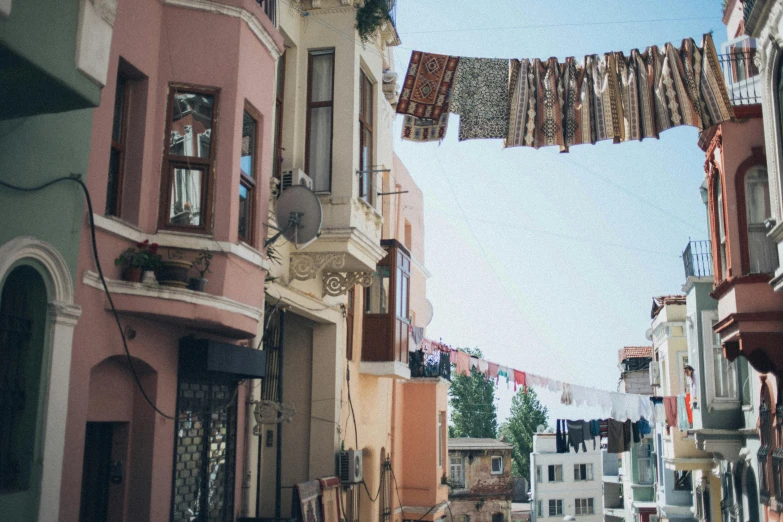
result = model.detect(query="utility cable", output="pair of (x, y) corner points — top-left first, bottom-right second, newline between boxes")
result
(389, 460), (406, 521)
(347, 367), (359, 451)
(0, 175), (177, 419)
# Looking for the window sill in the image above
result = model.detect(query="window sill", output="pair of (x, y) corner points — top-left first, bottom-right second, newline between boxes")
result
(357, 196), (382, 219)
(707, 398), (742, 411)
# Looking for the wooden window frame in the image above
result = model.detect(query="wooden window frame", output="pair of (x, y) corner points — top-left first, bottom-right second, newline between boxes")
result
(735, 148), (772, 275)
(159, 83), (220, 234)
(239, 102), (261, 246)
(708, 164), (731, 282)
(273, 51), (286, 181)
(346, 287), (355, 360)
(359, 70), (374, 204)
(305, 48), (335, 193)
(106, 75), (131, 217)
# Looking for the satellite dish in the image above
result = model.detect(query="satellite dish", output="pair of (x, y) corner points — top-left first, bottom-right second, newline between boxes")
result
(645, 328), (653, 341)
(424, 299), (434, 326)
(265, 185), (322, 249)
(537, 424), (546, 433)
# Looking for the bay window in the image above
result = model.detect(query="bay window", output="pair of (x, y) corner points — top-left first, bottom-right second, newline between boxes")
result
(711, 317), (737, 399)
(161, 87), (218, 232)
(359, 70), (374, 204)
(239, 106), (259, 244)
(306, 49), (334, 192)
(743, 167), (778, 274)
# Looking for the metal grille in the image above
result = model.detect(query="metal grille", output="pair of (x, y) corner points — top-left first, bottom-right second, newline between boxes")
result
(379, 457), (391, 522)
(683, 240), (713, 279)
(0, 278), (32, 492)
(743, 0), (758, 24)
(262, 306), (283, 401)
(717, 46), (761, 106)
(759, 400), (772, 505)
(172, 381), (237, 521)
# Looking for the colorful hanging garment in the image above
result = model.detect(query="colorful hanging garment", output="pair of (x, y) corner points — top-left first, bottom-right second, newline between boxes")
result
(676, 394), (690, 431)
(296, 480), (323, 522)
(397, 51), (459, 120)
(450, 348), (458, 364)
(488, 362), (499, 381)
(663, 396), (678, 429)
(699, 33), (734, 128)
(450, 57), (510, 140)
(319, 477), (342, 522)
(567, 420), (588, 453)
(401, 111), (450, 142)
(685, 393), (694, 425)
(456, 351), (470, 376)
(498, 365), (511, 387)
(478, 358), (489, 378)
(514, 370), (527, 391)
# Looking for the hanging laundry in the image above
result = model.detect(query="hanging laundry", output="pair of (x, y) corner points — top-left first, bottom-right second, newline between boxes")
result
(623, 419), (632, 450)
(514, 370), (527, 392)
(456, 351), (470, 376)
(488, 362), (499, 381)
(677, 394), (690, 431)
(599, 419), (609, 438)
(397, 51), (459, 120)
(582, 420), (594, 449)
(449, 348), (458, 364)
(571, 385), (591, 407)
(610, 393), (626, 419)
(548, 379), (562, 393)
(632, 422), (641, 444)
(561, 383), (574, 405)
(651, 397), (666, 425)
(567, 420), (588, 453)
(401, 112), (450, 142)
(469, 357), (479, 372)
(478, 358), (489, 377)
(498, 365), (511, 387)
(450, 57), (510, 141)
(685, 393), (694, 425)
(411, 326), (424, 350)
(556, 419), (570, 453)
(638, 417), (652, 436)
(607, 419), (626, 453)
(638, 394), (652, 420)
(663, 396), (678, 430)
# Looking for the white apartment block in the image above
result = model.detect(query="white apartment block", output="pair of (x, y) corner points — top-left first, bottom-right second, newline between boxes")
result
(530, 433), (604, 522)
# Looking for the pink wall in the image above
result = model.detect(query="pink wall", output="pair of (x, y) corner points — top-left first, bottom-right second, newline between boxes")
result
(63, 0), (282, 520)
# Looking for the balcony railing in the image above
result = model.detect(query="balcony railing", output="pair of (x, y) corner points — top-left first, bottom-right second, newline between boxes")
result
(683, 240), (713, 279)
(409, 350), (451, 381)
(717, 44), (761, 106)
(255, 0), (277, 26)
(743, 0), (757, 20)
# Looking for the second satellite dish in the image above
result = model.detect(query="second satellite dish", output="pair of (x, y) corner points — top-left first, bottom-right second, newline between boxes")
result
(265, 185), (322, 249)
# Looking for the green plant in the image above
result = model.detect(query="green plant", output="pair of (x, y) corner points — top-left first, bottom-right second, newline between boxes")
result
(355, 0), (391, 43)
(114, 240), (162, 271)
(192, 248), (213, 278)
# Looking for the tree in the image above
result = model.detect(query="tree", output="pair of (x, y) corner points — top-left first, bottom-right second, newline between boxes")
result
(449, 347), (498, 439)
(500, 388), (548, 480)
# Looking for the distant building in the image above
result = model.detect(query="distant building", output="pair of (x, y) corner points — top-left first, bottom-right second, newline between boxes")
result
(530, 433), (603, 522)
(449, 438), (514, 522)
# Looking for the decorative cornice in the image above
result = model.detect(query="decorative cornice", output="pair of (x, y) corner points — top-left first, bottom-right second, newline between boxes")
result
(163, 0), (283, 59)
(711, 272), (773, 299)
(305, 5), (355, 16)
(290, 252), (346, 280)
(322, 271), (372, 297)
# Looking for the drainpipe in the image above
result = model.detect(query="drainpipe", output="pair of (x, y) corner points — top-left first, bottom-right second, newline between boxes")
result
(242, 378), (257, 517)
(275, 311), (286, 519)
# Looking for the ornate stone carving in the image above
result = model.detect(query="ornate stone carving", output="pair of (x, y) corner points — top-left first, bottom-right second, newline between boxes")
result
(290, 253), (346, 280)
(252, 400), (296, 434)
(340, 0), (353, 5)
(322, 271), (373, 297)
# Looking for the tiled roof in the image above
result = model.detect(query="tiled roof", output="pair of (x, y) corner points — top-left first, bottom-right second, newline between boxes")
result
(650, 294), (686, 319)
(449, 438), (513, 451)
(618, 346), (653, 363)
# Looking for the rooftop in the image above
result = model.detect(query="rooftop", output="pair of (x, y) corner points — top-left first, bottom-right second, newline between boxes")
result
(650, 295), (686, 319)
(618, 346), (653, 363)
(449, 438), (514, 451)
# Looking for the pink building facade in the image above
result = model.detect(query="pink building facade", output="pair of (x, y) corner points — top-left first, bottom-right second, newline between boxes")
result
(60, 1), (283, 520)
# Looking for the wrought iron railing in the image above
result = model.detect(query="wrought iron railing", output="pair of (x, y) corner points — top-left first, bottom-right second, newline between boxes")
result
(256, 0), (277, 26)
(683, 240), (713, 279)
(743, 0), (758, 23)
(409, 350), (451, 380)
(717, 45), (761, 106)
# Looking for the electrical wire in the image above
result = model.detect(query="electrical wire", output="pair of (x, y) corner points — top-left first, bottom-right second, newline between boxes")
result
(347, 367), (359, 450)
(0, 175), (177, 419)
(389, 461), (406, 520)
(362, 478), (382, 503)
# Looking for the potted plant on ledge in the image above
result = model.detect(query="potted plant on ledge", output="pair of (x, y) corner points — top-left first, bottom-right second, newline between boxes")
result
(114, 240), (162, 283)
(188, 248), (212, 292)
(158, 248), (193, 288)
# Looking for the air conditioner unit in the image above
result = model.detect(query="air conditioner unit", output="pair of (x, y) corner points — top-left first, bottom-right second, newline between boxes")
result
(336, 450), (363, 484)
(281, 168), (313, 191)
(649, 363), (661, 387)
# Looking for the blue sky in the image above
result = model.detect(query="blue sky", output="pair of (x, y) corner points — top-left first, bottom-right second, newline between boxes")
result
(390, 0), (728, 424)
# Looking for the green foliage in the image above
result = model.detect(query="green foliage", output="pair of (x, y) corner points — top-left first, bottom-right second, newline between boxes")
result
(355, 0), (391, 43)
(449, 347), (498, 439)
(499, 388), (549, 480)
(114, 240), (162, 271)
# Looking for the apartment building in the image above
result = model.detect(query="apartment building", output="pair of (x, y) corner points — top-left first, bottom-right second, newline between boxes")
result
(530, 433), (602, 522)
(449, 438), (514, 522)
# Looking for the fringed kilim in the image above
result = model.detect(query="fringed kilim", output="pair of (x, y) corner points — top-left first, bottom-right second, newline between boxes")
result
(319, 477), (342, 522)
(397, 51), (459, 120)
(296, 480), (323, 522)
(401, 111), (450, 142)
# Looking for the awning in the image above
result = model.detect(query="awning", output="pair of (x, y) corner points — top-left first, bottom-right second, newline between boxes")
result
(179, 337), (266, 379)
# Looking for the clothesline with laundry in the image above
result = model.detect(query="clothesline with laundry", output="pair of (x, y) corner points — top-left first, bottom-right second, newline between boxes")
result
(417, 338), (657, 422)
(395, 33), (734, 149)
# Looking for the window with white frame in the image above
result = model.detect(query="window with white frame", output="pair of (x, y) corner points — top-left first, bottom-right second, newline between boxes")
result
(548, 464), (563, 482)
(536, 465), (542, 483)
(536, 501), (543, 518)
(306, 49), (334, 193)
(575, 498), (594, 515)
(491, 456), (503, 475)
(638, 440), (654, 484)
(744, 166), (778, 274)
(549, 500), (563, 517)
(702, 311), (738, 405)
(573, 463), (593, 481)
(449, 456), (464, 487)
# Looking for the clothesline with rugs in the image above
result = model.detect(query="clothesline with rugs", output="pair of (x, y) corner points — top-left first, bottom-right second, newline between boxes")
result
(417, 340), (694, 425)
(396, 33), (734, 150)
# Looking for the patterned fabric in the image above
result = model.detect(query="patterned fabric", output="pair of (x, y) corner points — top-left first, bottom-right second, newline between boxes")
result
(296, 480), (323, 522)
(450, 57), (510, 140)
(319, 477), (341, 522)
(401, 112), (449, 142)
(503, 34), (733, 151)
(397, 51), (459, 120)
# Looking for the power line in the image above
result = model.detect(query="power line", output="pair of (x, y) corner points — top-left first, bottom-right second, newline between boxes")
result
(399, 16), (720, 35)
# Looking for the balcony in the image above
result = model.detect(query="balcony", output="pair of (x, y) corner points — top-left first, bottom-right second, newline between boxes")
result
(717, 40), (761, 106)
(683, 240), (713, 279)
(410, 350), (451, 381)
(360, 240), (411, 379)
(255, 0), (277, 26)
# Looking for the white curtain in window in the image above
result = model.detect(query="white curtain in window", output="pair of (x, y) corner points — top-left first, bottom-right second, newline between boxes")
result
(745, 168), (778, 274)
(309, 107), (332, 192)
